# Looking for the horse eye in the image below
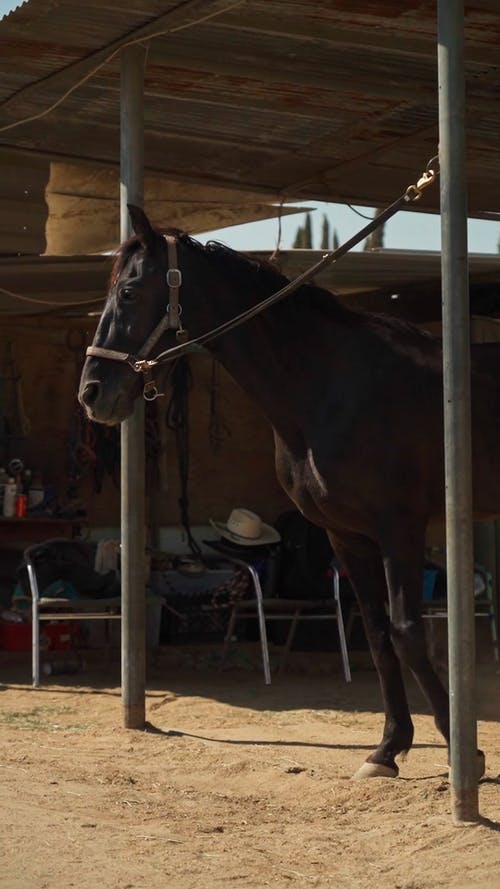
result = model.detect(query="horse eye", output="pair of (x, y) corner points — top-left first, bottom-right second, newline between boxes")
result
(120, 287), (136, 303)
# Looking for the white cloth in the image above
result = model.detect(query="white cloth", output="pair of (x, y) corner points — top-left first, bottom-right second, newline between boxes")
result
(94, 539), (120, 574)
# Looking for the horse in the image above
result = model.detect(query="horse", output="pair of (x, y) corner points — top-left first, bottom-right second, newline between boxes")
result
(79, 205), (500, 779)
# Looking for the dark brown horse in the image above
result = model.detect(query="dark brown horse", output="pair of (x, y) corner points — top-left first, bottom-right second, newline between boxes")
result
(79, 206), (499, 779)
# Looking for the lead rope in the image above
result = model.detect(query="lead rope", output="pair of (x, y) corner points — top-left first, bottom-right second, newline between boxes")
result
(140, 155), (440, 373)
(86, 155), (439, 398)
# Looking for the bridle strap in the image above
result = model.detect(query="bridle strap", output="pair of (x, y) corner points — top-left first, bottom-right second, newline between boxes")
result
(165, 235), (181, 330)
(86, 234), (183, 371)
(136, 235), (183, 358)
(86, 345), (133, 364)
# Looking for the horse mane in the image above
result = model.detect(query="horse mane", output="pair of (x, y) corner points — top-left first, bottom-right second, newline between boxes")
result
(110, 228), (201, 285)
(111, 225), (436, 353)
(202, 238), (436, 350)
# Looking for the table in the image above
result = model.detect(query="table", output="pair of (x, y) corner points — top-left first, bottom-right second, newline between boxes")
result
(0, 517), (85, 549)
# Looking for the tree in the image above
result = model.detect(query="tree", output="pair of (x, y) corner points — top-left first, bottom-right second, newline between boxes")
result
(321, 214), (330, 250)
(292, 225), (306, 248)
(363, 207), (386, 250)
(303, 212), (313, 248)
(292, 213), (342, 251)
(292, 212), (313, 248)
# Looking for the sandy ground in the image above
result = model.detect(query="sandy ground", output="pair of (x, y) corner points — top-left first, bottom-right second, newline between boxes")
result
(1, 647), (499, 889)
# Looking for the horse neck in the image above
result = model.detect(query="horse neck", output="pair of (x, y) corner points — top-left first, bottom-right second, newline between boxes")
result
(200, 258), (345, 446)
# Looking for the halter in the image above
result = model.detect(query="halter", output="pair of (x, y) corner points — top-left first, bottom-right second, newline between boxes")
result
(86, 235), (188, 400)
(85, 158), (439, 402)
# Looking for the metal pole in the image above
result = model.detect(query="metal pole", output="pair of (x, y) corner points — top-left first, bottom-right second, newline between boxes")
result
(28, 557), (41, 688)
(120, 44), (146, 729)
(437, 0), (479, 823)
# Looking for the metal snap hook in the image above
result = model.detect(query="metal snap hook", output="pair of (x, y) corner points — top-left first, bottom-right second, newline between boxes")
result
(143, 380), (164, 401)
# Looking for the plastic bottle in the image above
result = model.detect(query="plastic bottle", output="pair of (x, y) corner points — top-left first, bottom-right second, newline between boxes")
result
(3, 477), (17, 517)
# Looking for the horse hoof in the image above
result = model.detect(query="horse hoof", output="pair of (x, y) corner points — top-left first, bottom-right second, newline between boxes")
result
(352, 761), (399, 780)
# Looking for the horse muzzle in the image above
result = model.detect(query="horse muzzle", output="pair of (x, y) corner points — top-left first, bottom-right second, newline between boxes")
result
(78, 371), (138, 426)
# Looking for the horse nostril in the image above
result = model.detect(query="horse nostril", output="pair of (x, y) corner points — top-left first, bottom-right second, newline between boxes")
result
(81, 381), (101, 407)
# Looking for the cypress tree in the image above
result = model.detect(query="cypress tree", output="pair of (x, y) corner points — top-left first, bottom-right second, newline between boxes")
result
(292, 212), (314, 248)
(293, 224), (306, 248)
(364, 207), (386, 250)
(321, 214), (330, 250)
(303, 212), (313, 248)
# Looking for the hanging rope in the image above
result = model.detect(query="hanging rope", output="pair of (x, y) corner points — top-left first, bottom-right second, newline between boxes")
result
(166, 357), (203, 560)
(346, 204), (375, 221)
(269, 197), (285, 264)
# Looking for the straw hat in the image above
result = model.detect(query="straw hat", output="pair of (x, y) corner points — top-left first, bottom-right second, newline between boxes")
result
(210, 508), (280, 546)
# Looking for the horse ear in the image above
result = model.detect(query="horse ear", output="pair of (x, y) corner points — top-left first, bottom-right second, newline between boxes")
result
(127, 204), (156, 249)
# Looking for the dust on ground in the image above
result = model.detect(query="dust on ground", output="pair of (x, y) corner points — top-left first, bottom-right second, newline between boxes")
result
(1, 648), (499, 889)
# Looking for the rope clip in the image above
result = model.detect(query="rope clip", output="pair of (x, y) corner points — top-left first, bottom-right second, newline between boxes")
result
(130, 357), (157, 373)
(143, 380), (164, 401)
(404, 155), (439, 203)
(416, 168), (436, 192)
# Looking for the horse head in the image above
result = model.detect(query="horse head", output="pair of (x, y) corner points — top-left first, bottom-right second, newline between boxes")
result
(78, 206), (213, 425)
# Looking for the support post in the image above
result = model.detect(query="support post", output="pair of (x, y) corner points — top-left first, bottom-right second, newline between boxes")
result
(120, 44), (146, 729)
(437, 0), (479, 823)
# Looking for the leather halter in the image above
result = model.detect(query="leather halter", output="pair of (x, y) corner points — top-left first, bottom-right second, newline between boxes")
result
(85, 235), (187, 400)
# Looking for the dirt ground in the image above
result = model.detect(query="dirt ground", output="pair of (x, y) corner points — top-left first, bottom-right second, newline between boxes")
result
(1, 646), (499, 889)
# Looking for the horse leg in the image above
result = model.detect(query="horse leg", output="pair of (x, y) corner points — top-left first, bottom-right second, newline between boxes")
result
(329, 533), (414, 779)
(381, 521), (485, 778)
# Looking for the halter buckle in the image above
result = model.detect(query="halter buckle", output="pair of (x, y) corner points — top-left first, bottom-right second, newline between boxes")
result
(167, 268), (182, 288)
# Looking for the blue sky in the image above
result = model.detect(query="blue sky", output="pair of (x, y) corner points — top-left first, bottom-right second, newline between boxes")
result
(0, 0), (23, 17)
(199, 201), (500, 255)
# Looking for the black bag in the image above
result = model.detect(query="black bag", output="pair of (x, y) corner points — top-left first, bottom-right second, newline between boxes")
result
(274, 510), (333, 600)
(17, 540), (120, 600)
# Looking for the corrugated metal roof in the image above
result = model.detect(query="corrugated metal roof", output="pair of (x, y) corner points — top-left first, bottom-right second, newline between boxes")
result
(0, 0), (498, 255)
